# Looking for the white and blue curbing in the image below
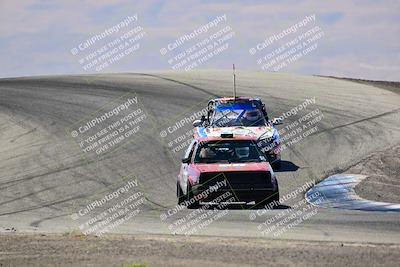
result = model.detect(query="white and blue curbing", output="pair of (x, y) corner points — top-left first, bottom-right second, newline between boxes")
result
(306, 174), (400, 212)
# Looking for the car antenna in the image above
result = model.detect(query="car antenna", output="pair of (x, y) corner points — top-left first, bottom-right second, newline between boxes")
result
(233, 64), (237, 100)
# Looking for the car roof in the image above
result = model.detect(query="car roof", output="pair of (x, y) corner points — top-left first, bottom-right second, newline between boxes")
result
(210, 97), (261, 103)
(195, 136), (258, 142)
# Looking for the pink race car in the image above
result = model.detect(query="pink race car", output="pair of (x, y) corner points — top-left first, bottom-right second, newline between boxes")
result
(177, 131), (279, 209)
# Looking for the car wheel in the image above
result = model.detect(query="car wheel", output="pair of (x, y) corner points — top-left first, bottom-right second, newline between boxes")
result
(269, 182), (280, 205)
(253, 190), (280, 209)
(177, 181), (184, 205)
(271, 190), (280, 203)
(252, 198), (270, 209)
(186, 183), (200, 209)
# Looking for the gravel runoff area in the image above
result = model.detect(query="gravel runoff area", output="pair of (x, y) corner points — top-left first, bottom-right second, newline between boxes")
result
(352, 144), (400, 203)
(1, 234), (400, 267)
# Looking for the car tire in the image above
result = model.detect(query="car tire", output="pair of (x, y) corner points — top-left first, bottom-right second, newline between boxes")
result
(186, 184), (200, 209)
(270, 182), (280, 205)
(252, 198), (270, 209)
(253, 188), (280, 209)
(271, 190), (280, 203)
(177, 181), (184, 205)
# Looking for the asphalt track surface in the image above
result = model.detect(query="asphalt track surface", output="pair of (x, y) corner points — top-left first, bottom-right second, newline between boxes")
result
(1, 71), (400, 244)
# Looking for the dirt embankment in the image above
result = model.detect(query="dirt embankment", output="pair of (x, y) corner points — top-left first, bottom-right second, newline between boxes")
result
(1, 234), (400, 267)
(351, 144), (400, 203)
(321, 76), (400, 95)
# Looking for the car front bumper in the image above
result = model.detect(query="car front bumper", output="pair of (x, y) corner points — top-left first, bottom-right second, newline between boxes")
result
(192, 186), (277, 203)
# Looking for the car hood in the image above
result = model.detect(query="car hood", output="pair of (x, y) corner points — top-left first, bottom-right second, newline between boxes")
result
(192, 162), (271, 173)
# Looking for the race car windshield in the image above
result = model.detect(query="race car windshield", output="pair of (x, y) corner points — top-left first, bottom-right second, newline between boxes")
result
(194, 140), (265, 163)
(211, 105), (267, 127)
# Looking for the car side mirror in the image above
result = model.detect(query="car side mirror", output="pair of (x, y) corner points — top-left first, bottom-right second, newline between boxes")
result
(181, 157), (191, 164)
(192, 119), (202, 127)
(272, 117), (283, 125)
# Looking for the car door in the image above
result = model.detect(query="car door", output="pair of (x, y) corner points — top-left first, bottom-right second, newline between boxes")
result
(180, 140), (197, 194)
